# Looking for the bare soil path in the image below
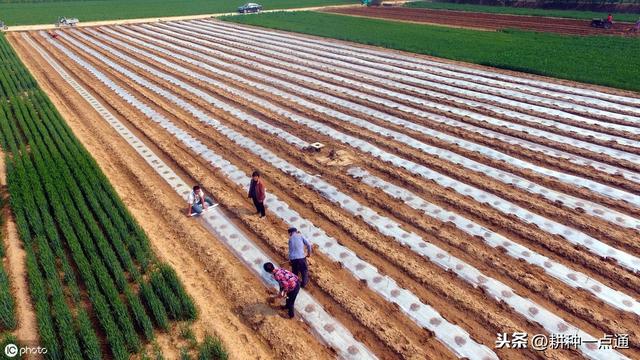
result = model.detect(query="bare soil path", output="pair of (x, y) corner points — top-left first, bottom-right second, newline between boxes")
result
(325, 6), (638, 36)
(0, 150), (39, 350)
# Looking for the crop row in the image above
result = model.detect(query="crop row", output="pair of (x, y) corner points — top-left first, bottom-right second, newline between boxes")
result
(0, 34), (196, 359)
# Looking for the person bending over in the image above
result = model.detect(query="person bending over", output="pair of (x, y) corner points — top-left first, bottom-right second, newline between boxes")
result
(264, 262), (300, 319)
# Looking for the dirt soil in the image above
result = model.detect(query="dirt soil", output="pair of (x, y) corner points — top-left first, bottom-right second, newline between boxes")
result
(0, 150), (40, 354)
(325, 6), (639, 35)
(7, 18), (640, 359)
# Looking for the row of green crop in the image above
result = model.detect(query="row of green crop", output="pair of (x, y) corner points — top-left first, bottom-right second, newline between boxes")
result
(0, 33), (199, 359)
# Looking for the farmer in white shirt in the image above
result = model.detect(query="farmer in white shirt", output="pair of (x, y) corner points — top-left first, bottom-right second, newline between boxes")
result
(186, 185), (215, 216)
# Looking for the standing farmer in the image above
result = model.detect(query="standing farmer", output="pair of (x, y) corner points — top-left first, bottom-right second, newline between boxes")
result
(248, 171), (266, 218)
(288, 228), (311, 288)
(263, 262), (300, 319)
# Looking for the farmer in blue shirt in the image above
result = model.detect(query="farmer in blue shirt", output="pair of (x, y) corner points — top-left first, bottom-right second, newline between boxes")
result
(288, 227), (312, 288)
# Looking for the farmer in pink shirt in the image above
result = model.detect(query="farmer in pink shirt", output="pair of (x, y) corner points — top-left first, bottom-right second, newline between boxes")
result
(264, 262), (300, 319)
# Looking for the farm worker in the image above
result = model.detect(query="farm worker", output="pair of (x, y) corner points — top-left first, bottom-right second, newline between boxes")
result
(607, 13), (613, 23)
(263, 262), (300, 319)
(187, 185), (215, 216)
(248, 170), (266, 218)
(288, 227), (312, 288)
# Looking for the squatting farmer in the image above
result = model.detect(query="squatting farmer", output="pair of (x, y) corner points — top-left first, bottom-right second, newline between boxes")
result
(248, 170), (266, 218)
(264, 262), (300, 319)
(186, 185), (215, 216)
(288, 227), (312, 288)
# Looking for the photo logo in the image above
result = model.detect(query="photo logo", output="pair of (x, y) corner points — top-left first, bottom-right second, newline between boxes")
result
(4, 344), (18, 358)
(3, 343), (47, 358)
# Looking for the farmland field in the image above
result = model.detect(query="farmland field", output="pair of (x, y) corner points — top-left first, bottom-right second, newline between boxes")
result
(0, 33), (210, 359)
(223, 11), (640, 92)
(0, 0), (356, 26)
(325, 6), (637, 35)
(406, 1), (640, 22)
(9, 19), (640, 359)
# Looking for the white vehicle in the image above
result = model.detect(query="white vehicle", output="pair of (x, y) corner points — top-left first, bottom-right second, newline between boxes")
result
(0, 21), (7, 31)
(56, 17), (80, 27)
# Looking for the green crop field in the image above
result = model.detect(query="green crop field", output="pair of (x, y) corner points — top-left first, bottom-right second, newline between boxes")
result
(0, 33), (209, 359)
(406, 1), (640, 22)
(222, 11), (640, 92)
(0, 0), (356, 26)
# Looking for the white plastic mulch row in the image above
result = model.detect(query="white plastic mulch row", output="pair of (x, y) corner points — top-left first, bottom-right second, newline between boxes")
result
(347, 167), (640, 316)
(159, 21), (640, 153)
(93, 27), (640, 239)
(30, 32), (377, 360)
(48, 30), (629, 360)
(188, 20), (640, 128)
(117, 25), (640, 188)
(48, 31), (500, 360)
(78, 27), (640, 273)
(210, 20), (640, 108)
(110, 24), (640, 217)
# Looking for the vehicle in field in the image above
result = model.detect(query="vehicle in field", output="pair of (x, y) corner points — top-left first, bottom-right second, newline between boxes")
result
(237, 3), (263, 14)
(56, 16), (80, 27)
(0, 21), (7, 31)
(590, 18), (612, 29)
(361, 0), (383, 5)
